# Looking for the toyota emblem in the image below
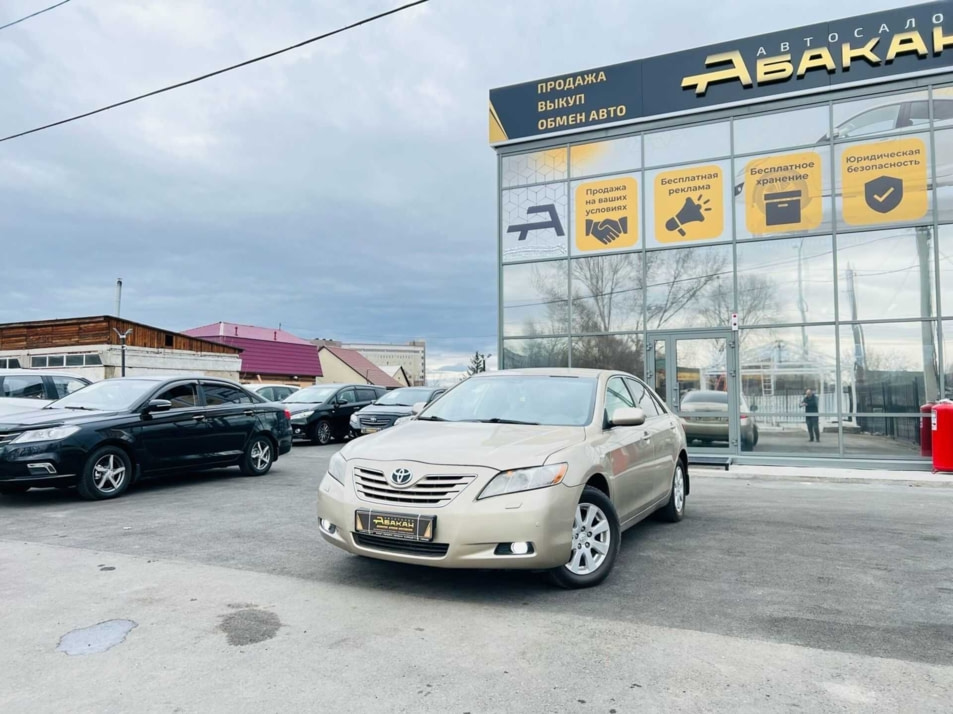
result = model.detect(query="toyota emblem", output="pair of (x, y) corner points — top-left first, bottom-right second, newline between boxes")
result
(390, 468), (413, 487)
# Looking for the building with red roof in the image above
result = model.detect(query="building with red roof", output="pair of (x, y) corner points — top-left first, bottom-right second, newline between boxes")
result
(184, 322), (322, 386)
(316, 345), (403, 388)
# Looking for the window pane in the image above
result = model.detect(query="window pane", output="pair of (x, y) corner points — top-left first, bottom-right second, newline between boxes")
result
(158, 384), (198, 408)
(501, 337), (568, 369)
(843, 416), (924, 458)
(570, 135), (641, 178)
(644, 121), (730, 167)
(501, 148), (568, 188)
(570, 253), (642, 333)
(572, 333), (643, 375)
(739, 325), (838, 413)
(502, 184), (568, 263)
(47, 356), (65, 367)
(936, 132), (953, 227)
(837, 227), (936, 321)
(204, 384), (250, 405)
(735, 146), (832, 240)
(30, 357), (46, 368)
(570, 173), (641, 256)
(744, 414), (840, 455)
(645, 159), (731, 248)
(1, 375), (46, 399)
(85, 354), (102, 366)
(625, 377), (662, 417)
(945, 320), (953, 399)
(735, 236), (835, 325)
(51, 377), (87, 399)
(833, 91), (928, 140)
(605, 377), (635, 422)
(840, 321), (940, 415)
(645, 244), (732, 330)
(933, 88), (953, 123)
(65, 355), (84, 367)
(503, 261), (568, 337)
(733, 104), (830, 155)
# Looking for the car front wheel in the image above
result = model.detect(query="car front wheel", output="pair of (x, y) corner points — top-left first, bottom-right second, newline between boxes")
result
(311, 420), (333, 446)
(659, 460), (687, 523)
(77, 446), (132, 501)
(241, 435), (274, 476)
(549, 486), (620, 589)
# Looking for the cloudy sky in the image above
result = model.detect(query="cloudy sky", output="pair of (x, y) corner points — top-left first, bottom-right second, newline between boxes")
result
(0, 0), (919, 372)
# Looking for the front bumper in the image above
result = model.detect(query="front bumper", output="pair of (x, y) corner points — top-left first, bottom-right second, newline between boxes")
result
(0, 441), (85, 486)
(317, 464), (580, 570)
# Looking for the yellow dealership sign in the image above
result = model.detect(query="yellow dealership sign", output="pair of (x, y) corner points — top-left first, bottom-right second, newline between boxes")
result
(654, 165), (724, 243)
(841, 138), (928, 226)
(744, 151), (823, 234)
(574, 177), (639, 252)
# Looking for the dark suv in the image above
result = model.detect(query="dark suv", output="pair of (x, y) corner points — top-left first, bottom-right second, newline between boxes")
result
(285, 384), (386, 445)
(349, 386), (446, 436)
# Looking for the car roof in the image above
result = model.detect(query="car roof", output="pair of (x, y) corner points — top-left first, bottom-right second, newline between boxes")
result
(470, 368), (615, 379)
(0, 368), (88, 379)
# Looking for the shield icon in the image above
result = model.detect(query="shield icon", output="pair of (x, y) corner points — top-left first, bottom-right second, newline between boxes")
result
(864, 175), (904, 214)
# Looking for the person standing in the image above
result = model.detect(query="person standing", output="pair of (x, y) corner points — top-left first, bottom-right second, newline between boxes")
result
(801, 388), (820, 442)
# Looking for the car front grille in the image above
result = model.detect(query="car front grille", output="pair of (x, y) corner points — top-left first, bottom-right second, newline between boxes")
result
(353, 467), (475, 507)
(0, 432), (19, 446)
(359, 415), (396, 428)
(353, 533), (449, 557)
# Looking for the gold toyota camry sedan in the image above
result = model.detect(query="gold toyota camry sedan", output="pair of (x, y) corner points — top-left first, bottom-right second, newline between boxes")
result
(317, 369), (688, 588)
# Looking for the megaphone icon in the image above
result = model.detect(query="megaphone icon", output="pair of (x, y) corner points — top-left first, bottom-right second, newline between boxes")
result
(665, 195), (712, 237)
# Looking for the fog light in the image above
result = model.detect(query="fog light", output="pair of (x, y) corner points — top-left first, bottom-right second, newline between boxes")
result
(320, 519), (336, 534)
(510, 541), (529, 555)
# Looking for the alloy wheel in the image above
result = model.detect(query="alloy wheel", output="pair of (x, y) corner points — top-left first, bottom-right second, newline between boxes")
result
(565, 502), (611, 576)
(250, 440), (272, 471)
(93, 454), (127, 494)
(673, 464), (685, 513)
(317, 422), (332, 444)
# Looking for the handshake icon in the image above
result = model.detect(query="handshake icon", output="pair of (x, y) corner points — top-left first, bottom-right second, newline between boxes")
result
(584, 217), (629, 245)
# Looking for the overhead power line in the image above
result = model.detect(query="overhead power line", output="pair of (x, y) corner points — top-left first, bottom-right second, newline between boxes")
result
(0, 0), (429, 144)
(0, 0), (71, 32)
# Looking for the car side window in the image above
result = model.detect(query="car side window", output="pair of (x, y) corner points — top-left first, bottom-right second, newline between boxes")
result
(906, 100), (931, 128)
(204, 384), (253, 406)
(338, 388), (357, 405)
(51, 376), (88, 399)
(156, 384), (199, 409)
(604, 377), (635, 425)
(0, 375), (47, 399)
(625, 378), (662, 418)
(257, 387), (273, 401)
(275, 388), (291, 400)
(357, 388), (377, 402)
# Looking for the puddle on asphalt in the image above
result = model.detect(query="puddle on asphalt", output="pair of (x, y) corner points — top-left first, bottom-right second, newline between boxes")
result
(57, 619), (138, 656)
(218, 607), (281, 646)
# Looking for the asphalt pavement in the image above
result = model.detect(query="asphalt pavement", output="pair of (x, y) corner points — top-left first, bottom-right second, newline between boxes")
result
(1, 445), (951, 713)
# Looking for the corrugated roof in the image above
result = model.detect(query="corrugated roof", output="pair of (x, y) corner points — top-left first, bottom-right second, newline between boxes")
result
(320, 346), (402, 388)
(185, 322), (313, 346)
(196, 335), (322, 377)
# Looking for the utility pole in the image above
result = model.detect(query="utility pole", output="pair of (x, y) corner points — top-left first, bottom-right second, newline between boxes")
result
(480, 353), (493, 373)
(112, 328), (133, 377)
(845, 265), (864, 420)
(796, 239), (809, 358)
(115, 278), (123, 317)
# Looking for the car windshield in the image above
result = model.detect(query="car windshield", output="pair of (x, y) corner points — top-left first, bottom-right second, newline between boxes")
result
(48, 379), (158, 412)
(419, 375), (596, 426)
(682, 390), (728, 404)
(285, 386), (338, 403)
(376, 388), (435, 406)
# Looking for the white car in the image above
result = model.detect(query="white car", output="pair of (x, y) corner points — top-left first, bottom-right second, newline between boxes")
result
(0, 369), (90, 416)
(242, 384), (300, 402)
(317, 369), (689, 589)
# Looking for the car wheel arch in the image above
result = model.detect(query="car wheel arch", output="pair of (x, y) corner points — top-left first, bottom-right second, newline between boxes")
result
(584, 473), (611, 500)
(248, 431), (278, 456)
(96, 439), (138, 478)
(678, 450), (690, 495)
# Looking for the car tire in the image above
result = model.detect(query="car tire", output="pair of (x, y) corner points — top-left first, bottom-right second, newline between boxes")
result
(311, 420), (333, 446)
(77, 446), (133, 501)
(0, 483), (30, 495)
(240, 435), (275, 476)
(548, 486), (621, 590)
(659, 460), (687, 523)
(741, 434), (753, 451)
(752, 426), (759, 447)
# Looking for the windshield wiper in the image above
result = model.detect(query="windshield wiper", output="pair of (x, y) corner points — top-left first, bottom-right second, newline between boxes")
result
(476, 418), (540, 425)
(62, 405), (96, 411)
(416, 415), (447, 422)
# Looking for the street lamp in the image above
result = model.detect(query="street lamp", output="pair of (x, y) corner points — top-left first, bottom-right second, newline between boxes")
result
(480, 353), (493, 373)
(112, 328), (133, 377)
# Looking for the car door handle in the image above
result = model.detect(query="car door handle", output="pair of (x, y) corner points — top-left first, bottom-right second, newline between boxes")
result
(641, 430), (651, 443)
(192, 414), (206, 421)
(243, 410), (255, 416)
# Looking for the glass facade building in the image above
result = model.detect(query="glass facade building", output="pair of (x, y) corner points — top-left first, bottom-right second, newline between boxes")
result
(495, 79), (953, 465)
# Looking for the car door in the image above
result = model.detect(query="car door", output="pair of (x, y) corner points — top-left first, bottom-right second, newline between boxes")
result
(591, 376), (655, 523)
(136, 381), (211, 473)
(49, 375), (90, 400)
(626, 377), (676, 503)
(332, 387), (360, 433)
(200, 382), (258, 463)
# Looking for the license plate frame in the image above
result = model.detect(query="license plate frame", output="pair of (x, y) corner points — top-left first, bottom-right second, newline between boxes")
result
(355, 510), (435, 542)
(361, 427), (381, 434)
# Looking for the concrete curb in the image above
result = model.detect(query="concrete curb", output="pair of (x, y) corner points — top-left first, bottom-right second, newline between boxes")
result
(691, 466), (953, 488)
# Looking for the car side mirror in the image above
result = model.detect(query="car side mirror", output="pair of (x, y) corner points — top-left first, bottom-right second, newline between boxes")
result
(610, 407), (645, 427)
(411, 402), (427, 415)
(144, 399), (172, 415)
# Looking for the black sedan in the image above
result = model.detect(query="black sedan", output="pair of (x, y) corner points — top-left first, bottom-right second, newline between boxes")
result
(0, 376), (292, 500)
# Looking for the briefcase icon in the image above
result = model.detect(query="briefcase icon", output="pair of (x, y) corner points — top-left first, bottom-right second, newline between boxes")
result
(763, 190), (802, 227)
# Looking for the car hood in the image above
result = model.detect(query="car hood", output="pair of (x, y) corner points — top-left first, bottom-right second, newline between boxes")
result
(285, 403), (328, 415)
(355, 404), (413, 417)
(0, 407), (121, 430)
(340, 420), (586, 470)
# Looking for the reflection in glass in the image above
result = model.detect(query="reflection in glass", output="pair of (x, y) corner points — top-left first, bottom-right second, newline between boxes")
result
(571, 253), (643, 334)
(501, 184), (569, 263)
(837, 227), (935, 321)
(832, 90), (929, 140)
(644, 121), (730, 167)
(572, 333), (643, 375)
(839, 321), (940, 416)
(675, 337), (730, 450)
(570, 136), (641, 178)
(739, 414), (840, 455)
(939, 223), (953, 319)
(842, 417), (923, 457)
(644, 159), (732, 248)
(501, 337), (568, 369)
(503, 261), (568, 337)
(735, 236), (835, 325)
(733, 105), (830, 155)
(930, 129), (953, 225)
(945, 321), (953, 400)
(653, 340), (667, 406)
(501, 148), (568, 188)
(645, 244), (733, 329)
(739, 325), (837, 413)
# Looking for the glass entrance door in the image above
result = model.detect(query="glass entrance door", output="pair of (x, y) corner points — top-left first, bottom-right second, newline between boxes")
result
(648, 331), (739, 454)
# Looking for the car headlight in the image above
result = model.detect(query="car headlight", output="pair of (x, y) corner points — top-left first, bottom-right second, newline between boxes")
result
(326, 452), (347, 485)
(292, 410), (313, 421)
(394, 416), (413, 426)
(478, 463), (568, 500)
(11, 425), (81, 444)
(349, 414), (360, 429)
